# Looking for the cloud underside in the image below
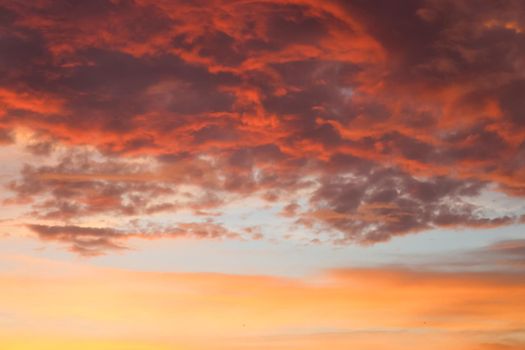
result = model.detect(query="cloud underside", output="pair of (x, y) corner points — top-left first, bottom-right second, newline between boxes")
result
(2, 0), (525, 255)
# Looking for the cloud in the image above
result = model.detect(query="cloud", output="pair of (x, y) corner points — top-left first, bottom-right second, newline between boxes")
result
(472, 239), (525, 269)
(0, 127), (13, 144)
(6, 149), (231, 220)
(300, 167), (516, 243)
(1, 0), (525, 252)
(27, 221), (242, 256)
(391, 238), (525, 273)
(27, 224), (129, 256)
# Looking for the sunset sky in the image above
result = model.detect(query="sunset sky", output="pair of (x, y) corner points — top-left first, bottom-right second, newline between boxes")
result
(1, 0), (525, 349)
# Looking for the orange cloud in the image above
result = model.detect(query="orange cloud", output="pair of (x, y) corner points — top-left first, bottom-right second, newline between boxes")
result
(0, 88), (63, 114)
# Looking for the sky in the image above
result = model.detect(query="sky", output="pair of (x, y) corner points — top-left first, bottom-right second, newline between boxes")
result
(0, 0), (524, 349)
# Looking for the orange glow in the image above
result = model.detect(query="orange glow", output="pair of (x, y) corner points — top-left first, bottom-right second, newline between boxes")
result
(0, 256), (524, 349)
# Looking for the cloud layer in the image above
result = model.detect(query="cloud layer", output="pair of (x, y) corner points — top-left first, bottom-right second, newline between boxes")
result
(1, 0), (525, 253)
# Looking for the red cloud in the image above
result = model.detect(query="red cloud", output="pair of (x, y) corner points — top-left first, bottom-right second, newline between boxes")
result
(2, 0), (525, 253)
